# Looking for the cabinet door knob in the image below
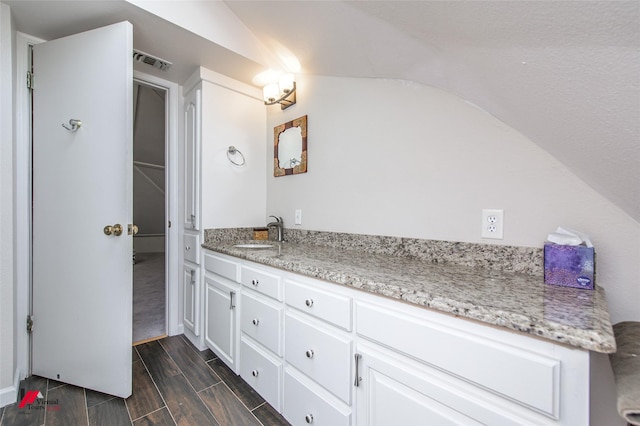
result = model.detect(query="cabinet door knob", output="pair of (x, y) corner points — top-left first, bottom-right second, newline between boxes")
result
(305, 414), (314, 424)
(306, 349), (314, 359)
(305, 299), (314, 308)
(185, 246), (190, 251)
(252, 318), (259, 326)
(252, 370), (259, 377)
(252, 279), (259, 286)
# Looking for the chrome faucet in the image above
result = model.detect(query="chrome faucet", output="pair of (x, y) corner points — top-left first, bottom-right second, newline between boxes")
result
(267, 216), (284, 242)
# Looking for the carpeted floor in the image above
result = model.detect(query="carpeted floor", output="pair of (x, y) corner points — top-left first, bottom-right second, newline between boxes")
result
(133, 252), (165, 343)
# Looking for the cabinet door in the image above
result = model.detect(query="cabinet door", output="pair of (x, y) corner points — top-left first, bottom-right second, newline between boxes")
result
(182, 263), (199, 336)
(204, 274), (238, 371)
(183, 86), (200, 230)
(355, 344), (523, 426)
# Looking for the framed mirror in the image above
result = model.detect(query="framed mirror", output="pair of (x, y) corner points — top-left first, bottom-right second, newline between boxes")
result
(274, 115), (307, 177)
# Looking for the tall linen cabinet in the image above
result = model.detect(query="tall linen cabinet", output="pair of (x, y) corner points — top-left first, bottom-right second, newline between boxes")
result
(180, 67), (267, 348)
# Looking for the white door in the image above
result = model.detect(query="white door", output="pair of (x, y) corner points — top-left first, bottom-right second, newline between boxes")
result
(32, 21), (133, 398)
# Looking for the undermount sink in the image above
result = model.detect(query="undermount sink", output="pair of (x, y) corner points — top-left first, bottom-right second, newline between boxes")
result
(233, 243), (274, 249)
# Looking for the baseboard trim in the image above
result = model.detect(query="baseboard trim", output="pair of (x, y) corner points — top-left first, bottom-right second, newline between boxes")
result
(0, 370), (20, 408)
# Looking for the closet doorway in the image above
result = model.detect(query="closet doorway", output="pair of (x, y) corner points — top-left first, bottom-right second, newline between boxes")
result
(133, 81), (167, 344)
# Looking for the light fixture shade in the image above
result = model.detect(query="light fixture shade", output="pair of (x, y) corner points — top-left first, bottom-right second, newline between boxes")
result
(279, 73), (295, 94)
(263, 83), (280, 103)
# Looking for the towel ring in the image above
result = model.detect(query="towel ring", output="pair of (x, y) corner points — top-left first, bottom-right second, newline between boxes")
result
(227, 146), (246, 166)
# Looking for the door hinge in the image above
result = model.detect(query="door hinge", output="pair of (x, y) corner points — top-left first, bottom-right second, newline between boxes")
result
(26, 315), (33, 334)
(26, 72), (34, 90)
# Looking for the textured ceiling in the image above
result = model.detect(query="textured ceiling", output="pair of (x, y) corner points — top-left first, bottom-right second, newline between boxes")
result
(4, 0), (639, 222)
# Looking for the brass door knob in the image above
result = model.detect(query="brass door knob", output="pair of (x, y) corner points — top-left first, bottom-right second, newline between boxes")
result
(104, 224), (123, 236)
(128, 224), (139, 235)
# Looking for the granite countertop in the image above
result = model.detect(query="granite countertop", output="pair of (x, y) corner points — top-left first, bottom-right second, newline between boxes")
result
(202, 239), (616, 353)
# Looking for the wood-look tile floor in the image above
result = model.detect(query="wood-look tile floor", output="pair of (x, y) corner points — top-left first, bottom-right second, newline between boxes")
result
(0, 335), (290, 426)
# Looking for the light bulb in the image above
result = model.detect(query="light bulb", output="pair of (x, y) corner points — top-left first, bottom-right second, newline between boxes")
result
(263, 83), (280, 103)
(279, 74), (295, 95)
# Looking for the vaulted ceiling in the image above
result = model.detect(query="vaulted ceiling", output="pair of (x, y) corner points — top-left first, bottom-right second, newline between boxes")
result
(5, 0), (639, 222)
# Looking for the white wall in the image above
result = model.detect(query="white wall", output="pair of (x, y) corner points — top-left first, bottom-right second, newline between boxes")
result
(0, 1), (15, 400)
(198, 69), (267, 229)
(267, 75), (640, 325)
(267, 74), (636, 425)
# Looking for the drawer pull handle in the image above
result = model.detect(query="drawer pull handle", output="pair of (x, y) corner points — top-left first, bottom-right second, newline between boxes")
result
(354, 353), (362, 387)
(305, 414), (314, 424)
(252, 370), (259, 377)
(305, 299), (314, 308)
(305, 349), (314, 359)
(252, 318), (259, 326)
(252, 279), (259, 286)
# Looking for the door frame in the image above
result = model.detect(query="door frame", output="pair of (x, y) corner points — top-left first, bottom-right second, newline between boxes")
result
(132, 72), (180, 342)
(14, 31), (180, 383)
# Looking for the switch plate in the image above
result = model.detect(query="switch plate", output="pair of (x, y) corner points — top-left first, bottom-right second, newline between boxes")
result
(295, 209), (302, 225)
(481, 209), (504, 239)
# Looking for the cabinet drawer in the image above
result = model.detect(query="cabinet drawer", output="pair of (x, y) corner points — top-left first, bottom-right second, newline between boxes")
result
(183, 233), (200, 264)
(240, 337), (281, 412)
(355, 301), (560, 418)
(285, 313), (352, 404)
(241, 264), (282, 301)
(204, 252), (239, 282)
(285, 279), (352, 330)
(284, 370), (351, 426)
(241, 291), (283, 356)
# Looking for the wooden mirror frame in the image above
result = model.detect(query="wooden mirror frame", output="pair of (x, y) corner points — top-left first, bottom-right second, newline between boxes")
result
(274, 115), (307, 177)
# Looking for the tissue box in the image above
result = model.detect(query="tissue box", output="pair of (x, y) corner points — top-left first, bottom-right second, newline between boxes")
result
(544, 243), (595, 290)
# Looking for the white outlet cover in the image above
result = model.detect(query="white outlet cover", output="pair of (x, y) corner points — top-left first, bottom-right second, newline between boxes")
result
(295, 209), (302, 225)
(481, 209), (504, 239)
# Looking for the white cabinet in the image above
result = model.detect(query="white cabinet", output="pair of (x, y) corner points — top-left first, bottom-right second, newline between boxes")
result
(284, 368), (352, 426)
(182, 263), (199, 336)
(356, 343), (504, 426)
(183, 84), (200, 231)
(198, 252), (590, 426)
(180, 82), (201, 347)
(203, 252), (240, 372)
(240, 336), (282, 411)
(285, 312), (352, 404)
(238, 262), (285, 410)
(354, 297), (589, 426)
(183, 233), (200, 264)
(179, 66), (265, 349)
(283, 276), (354, 425)
(241, 291), (283, 356)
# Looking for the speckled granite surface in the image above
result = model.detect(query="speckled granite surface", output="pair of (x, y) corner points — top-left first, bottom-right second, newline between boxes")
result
(205, 228), (544, 274)
(203, 229), (615, 353)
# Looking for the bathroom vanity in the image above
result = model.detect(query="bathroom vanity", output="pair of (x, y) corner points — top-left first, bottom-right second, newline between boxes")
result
(188, 231), (615, 426)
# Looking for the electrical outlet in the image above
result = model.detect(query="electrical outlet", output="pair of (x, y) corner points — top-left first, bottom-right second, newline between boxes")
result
(481, 209), (504, 239)
(295, 209), (302, 225)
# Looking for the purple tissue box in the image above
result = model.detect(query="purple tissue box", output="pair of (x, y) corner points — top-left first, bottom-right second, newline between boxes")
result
(544, 243), (595, 290)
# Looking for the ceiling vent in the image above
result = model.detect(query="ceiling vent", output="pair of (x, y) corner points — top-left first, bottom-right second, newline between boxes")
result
(133, 49), (172, 71)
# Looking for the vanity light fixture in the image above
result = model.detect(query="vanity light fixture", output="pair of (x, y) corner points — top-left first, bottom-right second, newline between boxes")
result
(263, 73), (296, 110)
